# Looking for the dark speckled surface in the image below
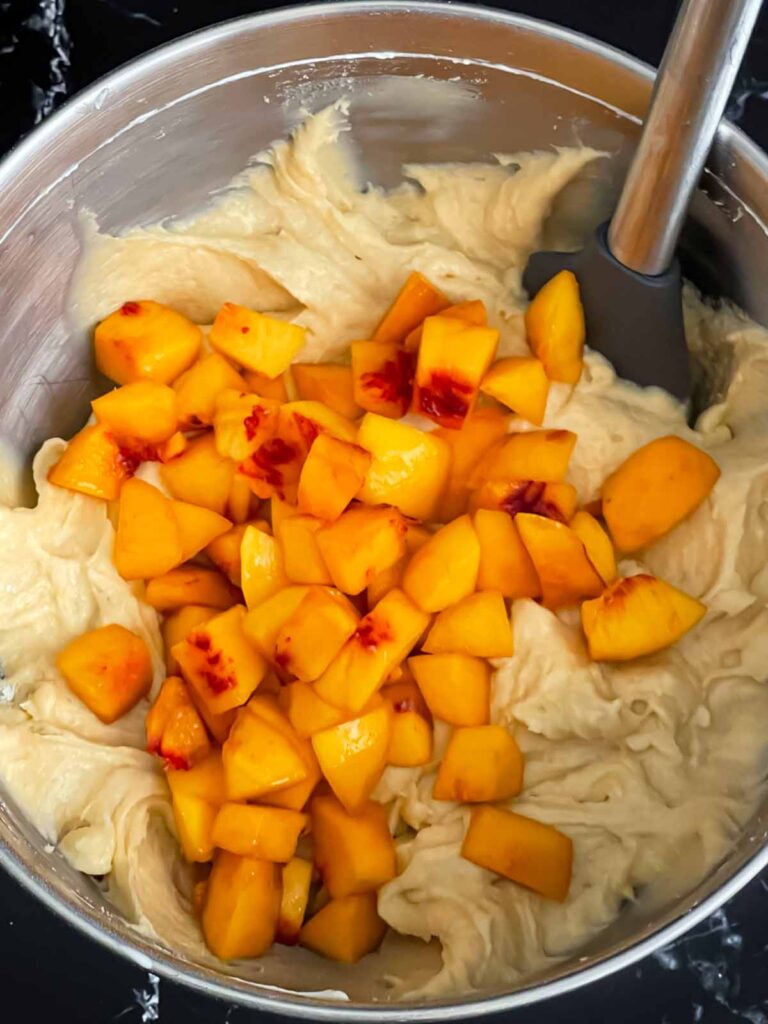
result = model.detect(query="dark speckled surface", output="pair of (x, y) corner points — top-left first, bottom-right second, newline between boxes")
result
(2, 1), (768, 1021)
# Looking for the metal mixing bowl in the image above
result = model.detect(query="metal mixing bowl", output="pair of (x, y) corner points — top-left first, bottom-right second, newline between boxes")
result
(2, 2), (768, 1017)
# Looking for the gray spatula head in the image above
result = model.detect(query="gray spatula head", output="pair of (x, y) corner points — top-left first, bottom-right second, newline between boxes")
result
(522, 223), (691, 402)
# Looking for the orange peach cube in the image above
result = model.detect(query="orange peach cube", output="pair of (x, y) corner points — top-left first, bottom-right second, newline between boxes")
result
(166, 751), (226, 862)
(173, 605), (266, 714)
(222, 705), (308, 801)
(94, 300), (202, 385)
(480, 356), (550, 425)
(351, 340), (415, 418)
(434, 725), (523, 802)
(48, 424), (129, 501)
(113, 477), (183, 579)
(145, 566), (239, 612)
(299, 892), (387, 963)
(171, 501), (231, 562)
(209, 302), (305, 377)
(316, 504), (406, 595)
(409, 653), (490, 726)
(161, 433), (237, 517)
(515, 513), (604, 609)
(297, 435), (372, 522)
(413, 315), (500, 428)
(311, 704), (392, 813)
(372, 270), (449, 347)
(282, 400), (358, 444)
(602, 435), (721, 553)
(56, 623), (153, 724)
(570, 510), (617, 584)
(202, 851), (280, 960)
(241, 523), (288, 607)
(472, 429), (577, 485)
(212, 803), (307, 862)
(292, 363), (360, 419)
(244, 695), (322, 811)
(279, 681), (347, 738)
(275, 513), (333, 585)
(385, 706), (433, 767)
(311, 794), (396, 897)
(146, 675), (211, 769)
(242, 585), (311, 661)
(423, 590), (513, 658)
(581, 573), (706, 661)
(470, 479), (578, 523)
(213, 389), (280, 462)
(274, 586), (358, 682)
(462, 805), (573, 901)
(91, 380), (178, 445)
(206, 522), (252, 586)
(473, 508), (540, 599)
(404, 299), (487, 350)
(366, 521), (431, 608)
(434, 408), (510, 521)
(402, 514), (480, 612)
(314, 588), (430, 712)
(525, 270), (585, 385)
(277, 857), (313, 945)
(172, 352), (246, 429)
(356, 412), (451, 521)
(162, 605), (216, 675)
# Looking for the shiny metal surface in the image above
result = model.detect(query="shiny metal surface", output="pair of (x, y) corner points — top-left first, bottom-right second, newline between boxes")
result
(1, 2), (768, 1018)
(609, 0), (764, 275)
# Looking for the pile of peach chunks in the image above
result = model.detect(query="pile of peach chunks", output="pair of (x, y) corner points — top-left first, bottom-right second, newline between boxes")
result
(49, 268), (719, 966)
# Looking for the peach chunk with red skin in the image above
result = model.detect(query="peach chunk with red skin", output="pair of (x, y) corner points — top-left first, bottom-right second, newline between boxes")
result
(94, 300), (202, 385)
(146, 675), (211, 770)
(581, 573), (706, 661)
(470, 479), (578, 524)
(351, 340), (416, 419)
(48, 424), (131, 501)
(515, 513), (604, 610)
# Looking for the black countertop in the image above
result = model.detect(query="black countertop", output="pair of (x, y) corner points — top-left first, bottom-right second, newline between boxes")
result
(2, 1), (768, 1021)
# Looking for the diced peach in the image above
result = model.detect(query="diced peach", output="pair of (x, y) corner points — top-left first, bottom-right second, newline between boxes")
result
(276, 514), (333, 585)
(356, 413), (451, 521)
(114, 478), (182, 579)
(170, 501), (231, 563)
(434, 725), (523, 802)
(581, 573), (706, 661)
(240, 523), (288, 607)
(472, 429), (577, 485)
(525, 270), (585, 385)
(188, 686), (237, 746)
(274, 587), (358, 682)
(161, 433), (236, 517)
(243, 369), (289, 402)
(372, 271), (449, 346)
(379, 676), (430, 720)
(212, 803), (307, 861)
(92, 381), (178, 446)
(167, 751), (227, 861)
(601, 435), (721, 553)
(173, 352), (246, 429)
(385, 706), (433, 767)
(173, 605), (267, 714)
(480, 357), (550, 425)
(48, 424), (129, 501)
(402, 514), (480, 612)
(409, 653), (490, 726)
(316, 505), (406, 595)
(434, 409), (511, 521)
(351, 340), (415, 418)
(314, 589), (430, 712)
(311, 794), (396, 897)
(297, 435), (371, 522)
(145, 567), (239, 613)
(202, 851), (280, 959)
(209, 303), (305, 377)
(243, 585), (311, 661)
(205, 522), (247, 586)
(366, 522), (431, 608)
(168, 748), (227, 803)
(570, 510), (617, 584)
(222, 705), (308, 801)
(423, 590), (513, 658)
(245, 695), (322, 811)
(277, 857), (313, 944)
(413, 315), (500, 428)
(146, 675), (211, 769)
(279, 681), (347, 738)
(163, 605), (216, 676)
(213, 389), (280, 462)
(292, 363), (360, 419)
(94, 300), (202, 385)
(281, 401), (358, 444)
(311, 704), (391, 812)
(462, 805), (572, 901)
(471, 479), (578, 524)
(515, 513), (604, 609)
(404, 300), (488, 350)
(473, 509), (540, 599)
(56, 623), (153, 724)
(300, 892), (386, 963)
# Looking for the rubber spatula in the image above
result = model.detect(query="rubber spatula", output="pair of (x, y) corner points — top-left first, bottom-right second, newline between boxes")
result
(522, 0), (763, 402)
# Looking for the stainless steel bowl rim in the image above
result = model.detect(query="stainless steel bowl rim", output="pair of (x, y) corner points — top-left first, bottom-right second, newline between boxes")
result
(2, 2), (768, 1018)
